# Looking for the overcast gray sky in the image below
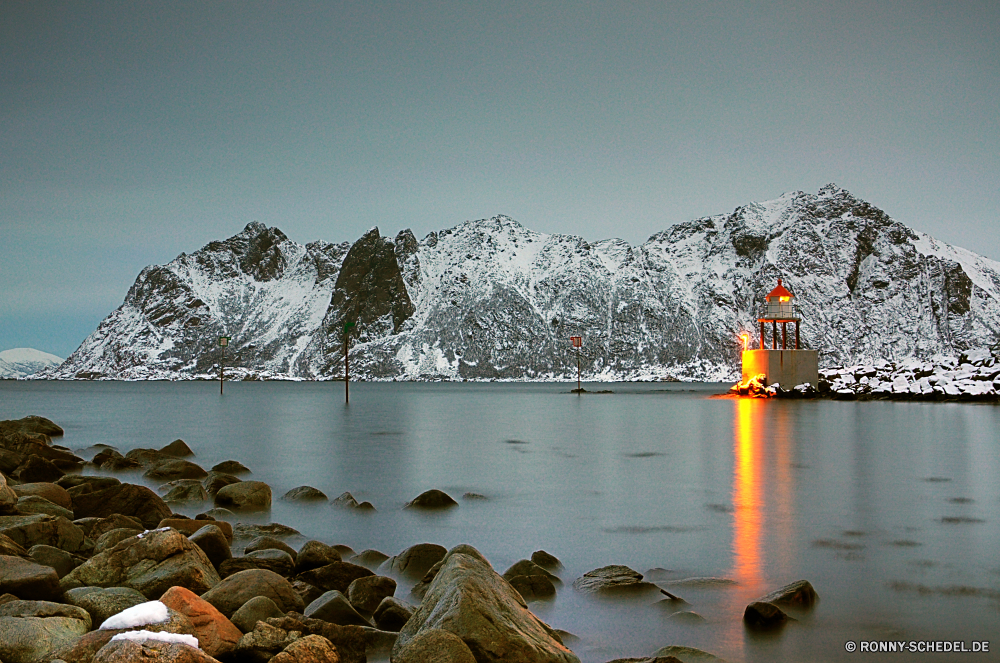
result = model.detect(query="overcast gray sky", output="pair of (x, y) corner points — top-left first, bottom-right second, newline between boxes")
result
(2, 1), (998, 358)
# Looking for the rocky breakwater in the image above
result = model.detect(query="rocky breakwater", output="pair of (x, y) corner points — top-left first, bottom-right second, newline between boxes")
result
(732, 348), (1000, 402)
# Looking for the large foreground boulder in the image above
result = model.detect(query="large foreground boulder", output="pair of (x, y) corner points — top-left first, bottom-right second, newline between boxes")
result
(0, 513), (86, 552)
(62, 527), (221, 599)
(64, 586), (148, 625)
(71, 483), (172, 529)
(161, 585), (242, 659)
(0, 600), (91, 663)
(393, 544), (579, 663)
(0, 556), (61, 600)
(201, 568), (304, 617)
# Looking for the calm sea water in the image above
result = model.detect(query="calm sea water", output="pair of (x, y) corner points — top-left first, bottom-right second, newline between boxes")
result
(2, 380), (999, 662)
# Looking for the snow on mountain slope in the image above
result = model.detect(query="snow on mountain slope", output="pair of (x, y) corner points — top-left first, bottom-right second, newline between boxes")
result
(0, 348), (63, 378)
(42, 186), (1000, 381)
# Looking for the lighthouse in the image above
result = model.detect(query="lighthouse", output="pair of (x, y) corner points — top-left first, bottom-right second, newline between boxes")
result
(741, 279), (819, 388)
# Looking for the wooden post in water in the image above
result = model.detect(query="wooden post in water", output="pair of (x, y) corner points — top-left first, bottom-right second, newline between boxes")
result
(343, 321), (354, 404)
(570, 336), (582, 393)
(218, 336), (230, 394)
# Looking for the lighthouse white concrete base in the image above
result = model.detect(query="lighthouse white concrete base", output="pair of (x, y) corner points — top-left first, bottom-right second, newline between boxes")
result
(742, 349), (819, 388)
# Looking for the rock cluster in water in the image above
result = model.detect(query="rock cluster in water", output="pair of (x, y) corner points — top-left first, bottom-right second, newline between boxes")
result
(1, 414), (819, 662)
(732, 349), (1000, 401)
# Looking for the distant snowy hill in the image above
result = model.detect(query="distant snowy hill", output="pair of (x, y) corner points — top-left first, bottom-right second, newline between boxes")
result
(41, 185), (1000, 381)
(0, 348), (63, 378)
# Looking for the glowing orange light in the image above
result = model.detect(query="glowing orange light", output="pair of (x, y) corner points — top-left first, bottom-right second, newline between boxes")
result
(739, 332), (750, 351)
(732, 397), (763, 590)
(779, 296), (790, 302)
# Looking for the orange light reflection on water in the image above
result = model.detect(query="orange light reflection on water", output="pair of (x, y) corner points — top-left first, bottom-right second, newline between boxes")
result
(732, 396), (765, 592)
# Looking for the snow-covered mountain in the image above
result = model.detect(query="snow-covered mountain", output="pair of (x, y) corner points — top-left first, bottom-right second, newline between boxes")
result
(0, 348), (63, 378)
(42, 185), (1000, 381)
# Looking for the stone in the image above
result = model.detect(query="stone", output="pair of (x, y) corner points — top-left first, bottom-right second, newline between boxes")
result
(0, 513), (86, 552)
(0, 600), (91, 663)
(201, 507), (236, 520)
(91, 638), (222, 663)
(202, 472), (241, 497)
(246, 535), (298, 561)
(349, 549), (388, 571)
(530, 550), (562, 570)
(0, 532), (28, 557)
(282, 486), (328, 502)
(392, 544), (579, 663)
(394, 627), (476, 663)
(220, 549), (296, 578)
(668, 610), (707, 623)
(409, 561), (443, 599)
(124, 447), (171, 468)
(58, 475), (120, 493)
(11, 481), (72, 510)
(271, 633), (341, 663)
(267, 613), (375, 663)
(0, 472), (18, 515)
(234, 522), (301, 539)
(234, 620), (301, 660)
(160, 517), (233, 543)
(293, 579), (324, 607)
(62, 527), (221, 599)
(372, 596), (412, 632)
(162, 482), (210, 503)
(160, 439), (195, 457)
(71, 483), (172, 529)
(144, 459), (209, 481)
(297, 561), (374, 594)
(15, 494), (74, 520)
(304, 590), (371, 626)
(331, 491), (374, 510)
(0, 555), (61, 600)
(756, 579), (819, 608)
(346, 575), (395, 614)
(14, 455), (65, 483)
(572, 565), (658, 594)
(101, 456), (143, 471)
(28, 544), (83, 578)
(296, 541), (341, 573)
(64, 586), (148, 625)
(508, 574), (556, 601)
(0, 416), (64, 437)
(405, 489), (458, 509)
(211, 460), (251, 474)
(215, 481), (271, 511)
(651, 645), (725, 662)
(504, 559), (559, 583)
(189, 524), (233, 569)
(743, 601), (792, 629)
(94, 528), (144, 554)
(91, 447), (123, 466)
(200, 568), (305, 617)
(82, 513), (145, 540)
(160, 585), (242, 659)
(231, 595), (285, 634)
(382, 543), (446, 580)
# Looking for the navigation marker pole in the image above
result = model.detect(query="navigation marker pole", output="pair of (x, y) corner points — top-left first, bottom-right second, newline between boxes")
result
(218, 336), (230, 395)
(343, 321), (355, 404)
(570, 336), (582, 393)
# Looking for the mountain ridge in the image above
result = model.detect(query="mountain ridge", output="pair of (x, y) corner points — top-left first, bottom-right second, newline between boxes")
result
(39, 185), (1000, 381)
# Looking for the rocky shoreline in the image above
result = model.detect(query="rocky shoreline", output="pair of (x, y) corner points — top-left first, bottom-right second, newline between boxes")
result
(731, 349), (1000, 402)
(1, 415), (817, 663)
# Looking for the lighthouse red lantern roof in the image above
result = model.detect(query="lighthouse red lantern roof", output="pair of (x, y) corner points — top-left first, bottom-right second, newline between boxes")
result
(766, 278), (793, 301)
